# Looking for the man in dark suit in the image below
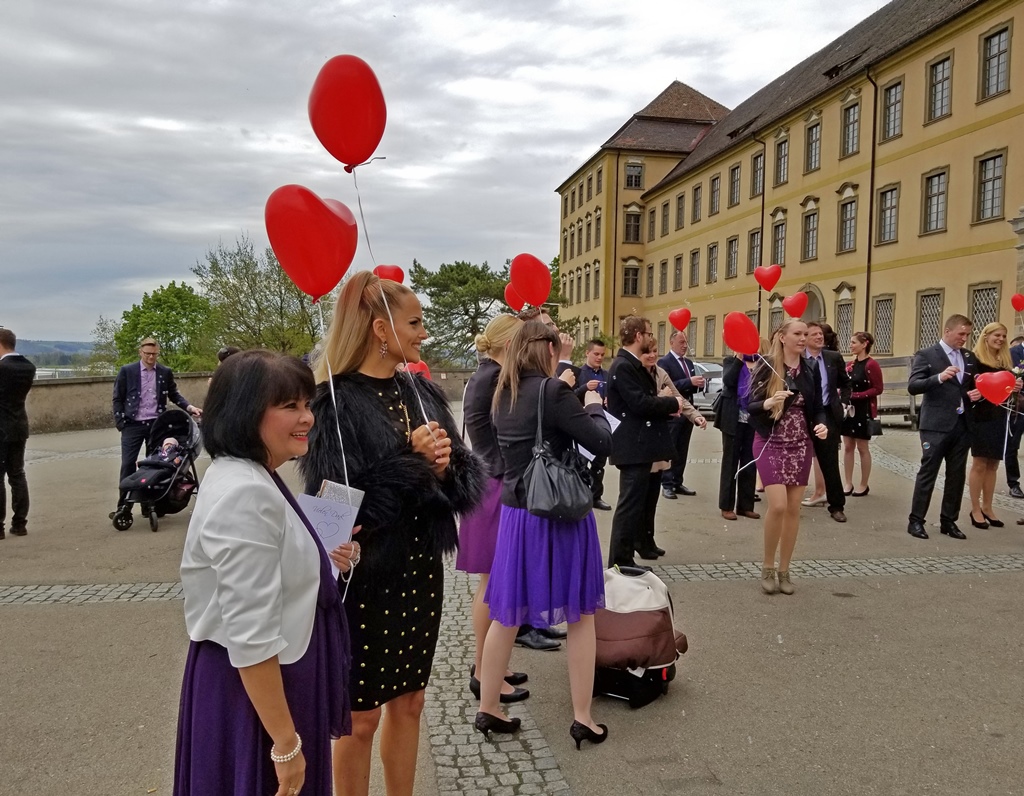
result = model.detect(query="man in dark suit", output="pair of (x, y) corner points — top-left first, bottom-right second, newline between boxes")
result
(574, 339), (611, 510)
(658, 330), (703, 498)
(0, 329), (36, 539)
(1005, 336), (1024, 498)
(607, 316), (685, 567)
(907, 314), (978, 540)
(112, 337), (201, 514)
(803, 322), (852, 522)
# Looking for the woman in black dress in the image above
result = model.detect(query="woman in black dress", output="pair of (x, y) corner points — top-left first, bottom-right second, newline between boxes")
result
(302, 271), (485, 796)
(841, 331), (884, 495)
(967, 322), (1020, 528)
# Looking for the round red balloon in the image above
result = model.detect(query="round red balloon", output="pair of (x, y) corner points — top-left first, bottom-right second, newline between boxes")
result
(723, 312), (761, 355)
(1012, 293), (1024, 312)
(976, 371), (1016, 405)
(754, 264), (782, 292)
(309, 55), (387, 168)
(509, 253), (551, 306)
(373, 264), (405, 284)
(504, 283), (525, 312)
(668, 308), (692, 332)
(265, 185), (358, 302)
(782, 292), (809, 318)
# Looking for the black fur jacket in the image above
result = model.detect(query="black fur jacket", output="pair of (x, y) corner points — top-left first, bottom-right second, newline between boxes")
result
(300, 371), (486, 581)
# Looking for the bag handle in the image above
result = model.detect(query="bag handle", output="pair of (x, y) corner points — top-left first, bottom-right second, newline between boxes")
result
(535, 377), (549, 449)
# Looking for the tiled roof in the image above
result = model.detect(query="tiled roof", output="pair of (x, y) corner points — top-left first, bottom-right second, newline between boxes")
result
(636, 80), (731, 122)
(602, 119), (712, 153)
(646, 0), (986, 197)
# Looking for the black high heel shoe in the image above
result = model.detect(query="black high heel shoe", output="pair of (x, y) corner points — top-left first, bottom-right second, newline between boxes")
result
(468, 674), (529, 702)
(982, 512), (1005, 528)
(470, 664), (528, 686)
(569, 720), (608, 750)
(474, 711), (521, 740)
(969, 512), (989, 529)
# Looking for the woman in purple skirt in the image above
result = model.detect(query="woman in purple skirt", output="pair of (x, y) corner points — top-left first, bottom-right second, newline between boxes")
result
(458, 314), (530, 702)
(175, 350), (355, 796)
(476, 321), (612, 749)
(748, 321), (828, 596)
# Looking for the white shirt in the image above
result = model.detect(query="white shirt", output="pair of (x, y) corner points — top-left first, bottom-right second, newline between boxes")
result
(938, 339), (964, 382)
(180, 457), (321, 667)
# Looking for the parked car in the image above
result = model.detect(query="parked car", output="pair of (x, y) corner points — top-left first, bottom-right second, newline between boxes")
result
(689, 361), (724, 415)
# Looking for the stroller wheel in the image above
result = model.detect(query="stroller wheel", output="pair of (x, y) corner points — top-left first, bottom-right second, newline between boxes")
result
(112, 510), (133, 531)
(149, 510), (159, 532)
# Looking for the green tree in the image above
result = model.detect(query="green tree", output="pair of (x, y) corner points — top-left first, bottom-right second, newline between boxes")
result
(109, 281), (216, 371)
(191, 236), (329, 356)
(410, 259), (508, 367)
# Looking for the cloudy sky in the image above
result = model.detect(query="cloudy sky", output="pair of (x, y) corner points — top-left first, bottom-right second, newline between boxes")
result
(1, 0), (888, 341)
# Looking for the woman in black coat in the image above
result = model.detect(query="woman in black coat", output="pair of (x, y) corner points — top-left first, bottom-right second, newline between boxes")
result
(714, 354), (759, 521)
(301, 271), (486, 796)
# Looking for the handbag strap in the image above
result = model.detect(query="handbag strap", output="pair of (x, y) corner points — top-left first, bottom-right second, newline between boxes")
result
(535, 377), (549, 448)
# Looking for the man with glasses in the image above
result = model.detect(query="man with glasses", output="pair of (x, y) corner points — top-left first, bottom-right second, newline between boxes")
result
(111, 338), (201, 521)
(607, 316), (685, 567)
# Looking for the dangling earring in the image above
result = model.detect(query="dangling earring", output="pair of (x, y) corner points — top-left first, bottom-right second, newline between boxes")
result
(379, 338), (389, 358)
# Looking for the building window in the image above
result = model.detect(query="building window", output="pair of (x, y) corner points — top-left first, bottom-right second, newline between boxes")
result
(563, 195), (568, 218)
(927, 55), (952, 122)
(969, 284), (1001, 345)
(585, 221), (592, 251)
(838, 200), (857, 253)
(689, 250), (700, 287)
(709, 175), (721, 215)
(594, 264), (600, 299)
(922, 169), (948, 233)
(576, 269), (582, 304)
(975, 151), (1006, 221)
(561, 234), (567, 262)
(877, 186), (899, 244)
(841, 103), (860, 157)
(873, 295), (895, 355)
(805, 123), (821, 172)
(646, 264), (655, 297)
(687, 318), (697, 355)
(594, 215), (602, 245)
(729, 164), (741, 207)
(835, 301), (854, 353)
(707, 243), (719, 283)
(584, 268), (591, 301)
(586, 175), (593, 200)
(675, 194), (685, 229)
(692, 185), (702, 223)
(748, 229), (761, 274)
(802, 211), (818, 261)
(648, 209), (656, 242)
(774, 139), (789, 185)
(981, 26), (1011, 99)
(726, 237), (739, 279)
(568, 273), (574, 305)
(596, 168), (603, 194)
(772, 221), (786, 265)
(560, 275), (566, 302)
(916, 290), (944, 350)
(659, 261), (668, 294)
(769, 307), (784, 334)
(623, 266), (639, 296)
(703, 316), (716, 358)
(625, 163), (643, 189)
(661, 202), (670, 236)
(570, 190), (576, 212)
(624, 211), (641, 243)
(569, 229), (575, 259)
(751, 152), (765, 196)
(673, 256), (683, 291)
(882, 81), (903, 140)
(656, 322), (666, 353)
(584, 320), (590, 341)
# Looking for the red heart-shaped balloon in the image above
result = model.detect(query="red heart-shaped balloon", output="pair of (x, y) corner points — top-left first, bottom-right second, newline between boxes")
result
(753, 264), (782, 292)
(504, 283), (525, 312)
(373, 264), (405, 284)
(1012, 293), (1024, 312)
(309, 55), (388, 169)
(509, 253), (551, 306)
(668, 308), (692, 332)
(265, 186), (358, 301)
(782, 292), (808, 318)
(976, 370), (1017, 405)
(723, 312), (761, 355)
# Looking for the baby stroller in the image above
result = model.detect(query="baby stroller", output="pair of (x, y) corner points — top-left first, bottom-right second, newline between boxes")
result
(112, 410), (201, 532)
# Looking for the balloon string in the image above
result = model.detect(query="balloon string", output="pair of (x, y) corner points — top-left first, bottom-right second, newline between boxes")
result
(316, 301), (353, 501)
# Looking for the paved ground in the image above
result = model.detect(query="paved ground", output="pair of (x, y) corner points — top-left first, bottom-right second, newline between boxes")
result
(3, 419), (1024, 795)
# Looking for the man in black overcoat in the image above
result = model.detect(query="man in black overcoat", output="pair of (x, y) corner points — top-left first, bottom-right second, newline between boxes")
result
(0, 329), (36, 538)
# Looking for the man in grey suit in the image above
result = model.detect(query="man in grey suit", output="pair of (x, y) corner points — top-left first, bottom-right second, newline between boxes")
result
(907, 314), (978, 540)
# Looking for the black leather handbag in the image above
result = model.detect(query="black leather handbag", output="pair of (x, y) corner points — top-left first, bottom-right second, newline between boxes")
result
(524, 379), (593, 521)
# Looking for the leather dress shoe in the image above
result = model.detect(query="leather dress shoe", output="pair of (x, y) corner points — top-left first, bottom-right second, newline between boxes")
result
(740, 510), (761, 519)
(536, 625), (567, 640)
(721, 510), (738, 521)
(907, 520), (929, 539)
(0, 529), (5, 540)
(10, 527), (27, 537)
(593, 499), (612, 511)
(675, 485), (697, 496)
(830, 510), (847, 523)
(514, 628), (561, 651)
(662, 488), (677, 500)
(1010, 485), (1024, 499)
(940, 522), (967, 540)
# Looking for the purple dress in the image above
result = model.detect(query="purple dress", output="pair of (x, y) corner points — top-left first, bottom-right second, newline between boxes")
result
(173, 473), (351, 796)
(753, 368), (813, 487)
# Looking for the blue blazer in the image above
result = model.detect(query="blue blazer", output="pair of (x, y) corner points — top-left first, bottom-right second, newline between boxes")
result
(112, 362), (191, 430)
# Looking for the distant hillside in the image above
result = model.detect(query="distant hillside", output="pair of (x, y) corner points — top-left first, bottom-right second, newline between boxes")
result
(18, 340), (94, 367)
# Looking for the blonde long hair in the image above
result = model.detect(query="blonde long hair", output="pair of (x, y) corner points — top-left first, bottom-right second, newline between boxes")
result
(312, 271), (415, 382)
(492, 321), (559, 413)
(973, 321), (1013, 369)
(756, 320), (803, 421)
(475, 315), (523, 356)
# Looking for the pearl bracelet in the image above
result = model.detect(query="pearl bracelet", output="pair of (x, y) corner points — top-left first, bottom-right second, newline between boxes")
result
(270, 733), (302, 763)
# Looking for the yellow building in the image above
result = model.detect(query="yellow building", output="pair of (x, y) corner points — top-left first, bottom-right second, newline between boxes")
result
(558, 0), (1024, 364)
